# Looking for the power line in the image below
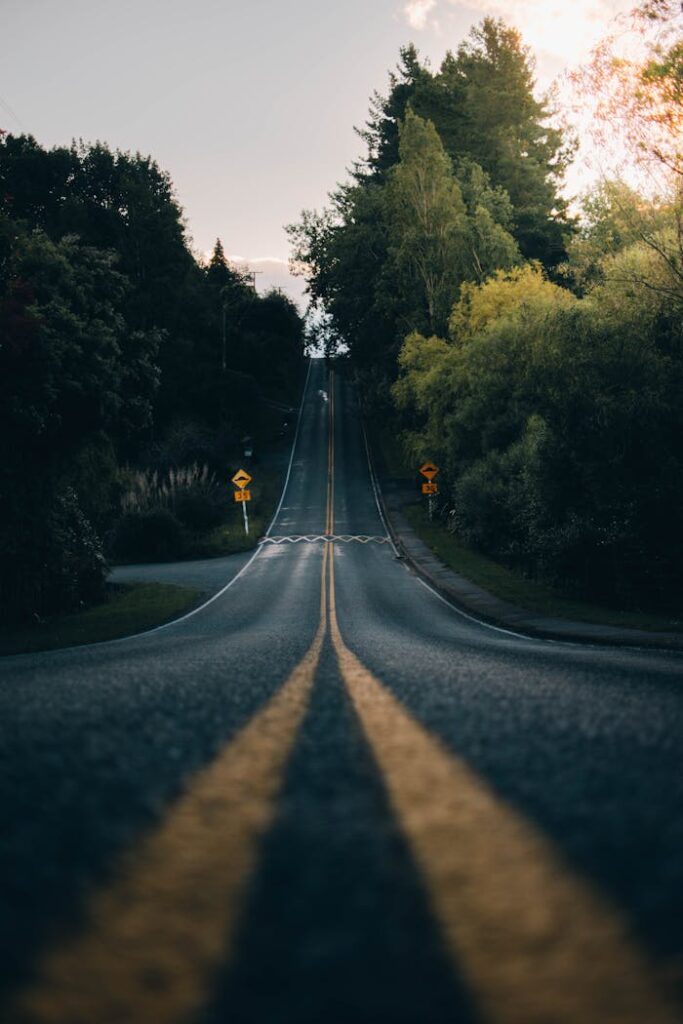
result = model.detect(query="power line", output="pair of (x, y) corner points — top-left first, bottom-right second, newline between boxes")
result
(0, 93), (27, 131)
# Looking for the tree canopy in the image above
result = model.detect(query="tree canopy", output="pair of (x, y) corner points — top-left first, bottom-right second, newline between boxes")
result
(290, 9), (682, 607)
(289, 19), (567, 387)
(0, 132), (306, 620)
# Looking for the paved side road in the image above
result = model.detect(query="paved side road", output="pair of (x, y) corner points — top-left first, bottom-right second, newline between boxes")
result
(110, 549), (255, 597)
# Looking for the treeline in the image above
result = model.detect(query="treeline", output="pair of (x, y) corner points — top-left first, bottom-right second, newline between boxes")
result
(290, 13), (682, 607)
(0, 133), (305, 621)
(289, 21), (572, 393)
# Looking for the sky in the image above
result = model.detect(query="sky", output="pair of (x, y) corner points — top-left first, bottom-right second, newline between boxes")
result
(2, 0), (632, 304)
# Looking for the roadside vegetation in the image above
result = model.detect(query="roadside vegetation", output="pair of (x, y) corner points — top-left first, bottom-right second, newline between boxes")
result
(0, 137), (306, 632)
(291, 3), (682, 615)
(0, 583), (200, 656)
(403, 506), (683, 633)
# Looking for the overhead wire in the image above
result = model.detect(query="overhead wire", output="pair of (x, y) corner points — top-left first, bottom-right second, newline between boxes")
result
(0, 93), (27, 131)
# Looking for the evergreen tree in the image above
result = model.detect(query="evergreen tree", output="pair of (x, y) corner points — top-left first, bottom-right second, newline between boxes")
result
(206, 238), (232, 289)
(289, 109), (520, 375)
(355, 44), (430, 180)
(356, 21), (574, 268)
(385, 110), (468, 334)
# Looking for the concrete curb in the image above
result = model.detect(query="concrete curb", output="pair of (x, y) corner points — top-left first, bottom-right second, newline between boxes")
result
(363, 425), (683, 654)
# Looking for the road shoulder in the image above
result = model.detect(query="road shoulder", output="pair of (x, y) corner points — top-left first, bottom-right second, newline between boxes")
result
(366, 436), (683, 653)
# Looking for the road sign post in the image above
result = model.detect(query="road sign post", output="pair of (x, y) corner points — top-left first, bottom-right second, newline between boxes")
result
(419, 462), (440, 521)
(231, 469), (253, 536)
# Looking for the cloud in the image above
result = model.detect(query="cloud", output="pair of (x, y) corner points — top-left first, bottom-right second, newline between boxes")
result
(229, 255), (307, 309)
(230, 255), (290, 266)
(403, 0), (634, 65)
(460, 0), (630, 64)
(401, 0), (631, 66)
(404, 0), (437, 30)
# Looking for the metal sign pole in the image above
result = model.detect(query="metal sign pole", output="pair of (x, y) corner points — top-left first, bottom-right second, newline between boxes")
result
(231, 469), (253, 537)
(419, 462), (440, 522)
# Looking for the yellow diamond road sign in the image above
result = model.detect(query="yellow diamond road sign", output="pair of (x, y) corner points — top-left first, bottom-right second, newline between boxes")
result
(232, 468), (252, 489)
(419, 461), (439, 481)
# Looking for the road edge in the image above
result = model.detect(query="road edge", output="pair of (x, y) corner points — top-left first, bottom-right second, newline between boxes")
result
(361, 416), (683, 654)
(108, 357), (315, 642)
(3, 360), (315, 658)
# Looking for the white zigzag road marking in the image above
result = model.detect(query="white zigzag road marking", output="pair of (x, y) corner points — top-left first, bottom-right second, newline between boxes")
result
(259, 535), (390, 545)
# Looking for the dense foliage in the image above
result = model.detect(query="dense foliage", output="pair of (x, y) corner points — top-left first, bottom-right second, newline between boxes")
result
(290, 10), (682, 607)
(395, 256), (683, 606)
(0, 133), (305, 621)
(289, 19), (571, 388)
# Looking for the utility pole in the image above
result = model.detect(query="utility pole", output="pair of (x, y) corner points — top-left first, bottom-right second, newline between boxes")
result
(242, 268), (263, 291)
(220, 269), (262, 373)
(221, 302), (227, 372)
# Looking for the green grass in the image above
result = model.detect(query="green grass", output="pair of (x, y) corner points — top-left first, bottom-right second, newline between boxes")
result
(188, 466), (282, 557)
(0, 582), (201, 656)
(110, 466), (285, 565)
(188, 515), (269, 558)
(403, 505), (683, 634)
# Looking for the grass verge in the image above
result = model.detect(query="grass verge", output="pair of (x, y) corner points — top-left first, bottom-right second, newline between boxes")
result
(110, 465), (284, 565)
(403, 504), (682, 634)
(0, 582), (201, 656)
(188, 466), (283, 558)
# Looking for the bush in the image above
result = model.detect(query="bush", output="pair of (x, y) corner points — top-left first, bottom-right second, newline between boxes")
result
(173, 489), (226, 531)
(47, 488), (108, 610)
(143, 420), (239, 476)
(117, 463), (229, 530)
(113, 508), (184, 563)
(111, 463), (233, 562)
(0, 486), (107, 623)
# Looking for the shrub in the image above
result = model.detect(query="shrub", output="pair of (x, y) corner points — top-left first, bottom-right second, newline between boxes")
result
(173, 489), (226, 531)
(113, 508), (184, 562)
(47, 488), (108, 610)
(0, 486), (107, 623)
(119, 464), (229, 530)
(144, 420), (239, 476)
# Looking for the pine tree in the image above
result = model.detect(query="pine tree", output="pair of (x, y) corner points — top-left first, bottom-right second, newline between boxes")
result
(385, 110), (468, 334)
(207, 238), (231, 288)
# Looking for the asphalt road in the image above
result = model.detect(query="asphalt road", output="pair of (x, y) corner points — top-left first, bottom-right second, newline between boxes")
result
(1, 359), (682, 1024)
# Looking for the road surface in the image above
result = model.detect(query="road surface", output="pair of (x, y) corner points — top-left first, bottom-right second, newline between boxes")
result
(1, 359), (682, 1023)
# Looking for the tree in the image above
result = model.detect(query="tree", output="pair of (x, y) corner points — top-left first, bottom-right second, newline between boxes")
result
(356, 22), (574, 268)
(575, 0), (682, 181)
(560, 179), (679, 295)
(355, 44), (431, 181)
(449, 262), (574, 342)
(392, 244), (682, 605)
(0, 132), (307, 617)
(288, 184), (396, 378)
(571, 0), (683, 305)
(288, 109), (519, 384)
(456, 158), (521, 282)
(0, 221), (159, 619)
(385, 110), (469, 335)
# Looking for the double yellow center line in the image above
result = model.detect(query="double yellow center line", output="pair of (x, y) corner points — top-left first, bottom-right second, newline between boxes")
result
(326, 370), (335, 537)
(328, 546), (678, 1023)
(14, 548), (329, 1024)
(11, 370), (679, 1024)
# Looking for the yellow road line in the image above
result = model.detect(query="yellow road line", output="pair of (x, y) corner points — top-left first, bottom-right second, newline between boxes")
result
(12, 545), (329, 1024)
(326, 369), (335, 536)
(328, 543), (678, 1024)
